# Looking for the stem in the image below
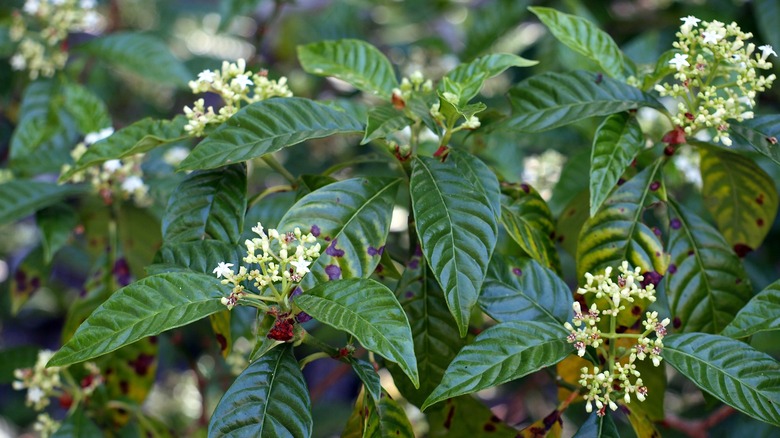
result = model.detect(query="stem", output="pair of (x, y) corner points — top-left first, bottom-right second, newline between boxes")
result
(299, 352), (331, 370)
(409, 119), (422, 154)
(662, 405), (735, 438)
(301, 332), (340, 357)
(248, 185), (292, 207)
(261, 155), (296, 184)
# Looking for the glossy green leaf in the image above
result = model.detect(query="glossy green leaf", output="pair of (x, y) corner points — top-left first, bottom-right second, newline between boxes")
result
(572, 412), (620, 437)
(295, 278), (418, 387)
(640, 49), (677, 91)
(297, 39), (398, 98)
(61, 117), (188, 181)
(350, 358), (382, 403)
(388, 253), (464, 407)
(411, 155), (498, 337)
(75, 32), (191, 86)
(278, 177), (400, 289)
(462, 0), (530, 60)
(665, 199), (752, 333)
(721, 279), (780, 338)
(700, 147), (778, 251)
(730, 116), (780, 167)
(361, 105), (413, 144)
(209, 345), (312, 437)
(422, 321), (572, 410)
(427, 396), (517, 437)
(500, 202), (560, 272)
(9, 80), (60, 160)
(441, 53), (537, 105)
(577, 160), (667, 279)
(506, 70), (662, 132)
(51, 407), (102, 438)
(480, 255), (571, 325)
(118, 204), (162, 280)
(662, 333), (780, 427)
(162, 164), (247, 244)
(590, 113), (645, 216)
(37, 204), (78, 263)
(151, 241), (245, 275)
(451, 150), (501, 219)
(0, 180), (85, 225)
(48, 272), (229, 367)
(179, 98), (363, 171)
(11, 246), (49, 314)
(530, 7), (629, 79)
(62, 84), (112, 134)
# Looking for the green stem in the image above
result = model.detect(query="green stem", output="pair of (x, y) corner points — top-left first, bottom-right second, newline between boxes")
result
(301, 332), (340, 357)
(248, 185), (292, 207)
(299, 352), (331, 370)
(261, 155), (296, 184)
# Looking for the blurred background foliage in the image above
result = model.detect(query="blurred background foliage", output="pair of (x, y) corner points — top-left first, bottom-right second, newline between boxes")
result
(1, 0), (779, 436)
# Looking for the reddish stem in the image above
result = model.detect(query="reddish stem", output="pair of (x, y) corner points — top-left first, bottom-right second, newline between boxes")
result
(661, 405), (735, 438)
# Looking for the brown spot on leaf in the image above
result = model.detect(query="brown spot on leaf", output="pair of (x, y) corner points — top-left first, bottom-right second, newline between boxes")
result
(673, 317), (682, 329)
(757, 218), (765, 227)
(483, 423), (496, 432)
(216, 334), (227, 352)
(733, 243), (753, 258)
(129, 354), (155, 376)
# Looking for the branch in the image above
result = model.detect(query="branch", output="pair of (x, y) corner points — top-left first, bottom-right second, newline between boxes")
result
(661, 405), (735, 438)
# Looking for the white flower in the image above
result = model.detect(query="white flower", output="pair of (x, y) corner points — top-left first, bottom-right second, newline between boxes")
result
(23, 0), (40, 14)
(290, 257), (311, 276)
(197, 70), (216, 83)
(233, 74), (254, 90)
(10, 54), (26, 70)
(84, 127), (114, 145)
(121, 175), (145, 193)
(252, 223), (265, 237)
(27, 386), (45, 404)
(213, 262), (234, 278)
(702, 31), (721, 45)
(162, 146), (189, 166)
(669, 53), (690, 71)
(102, 159), (122, 173)
(759, 45), (777, 62)
(680, 16), (701, 29)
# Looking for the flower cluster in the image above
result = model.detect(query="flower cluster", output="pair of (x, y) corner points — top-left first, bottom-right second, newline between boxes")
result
(13, 350), (62, 411)
(60, 128), (152, 206)
(391, 71), (433, 108)
(565, 262), (669, 417)
(10, 0), (100, 79)
(183, 59), (293, 136)
(214, 223), (320, 310)
(655, 16), (776, 146)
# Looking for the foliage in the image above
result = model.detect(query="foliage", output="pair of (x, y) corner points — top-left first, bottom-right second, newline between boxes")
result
(2, 1), (780, 437)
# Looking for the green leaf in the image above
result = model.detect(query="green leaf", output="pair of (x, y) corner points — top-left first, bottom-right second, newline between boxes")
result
(100, 337), (159, 407)
(665, 199), (752, 333)
(278, 177), (400, 289)
(700, 146), (779, 251)
(11, 246), (49, 314)
(577, 160), (667, 279)
(179, 98), (363, 171)
(361, 105), (413, 144)
(421, 321), (572, 410)
(411, 155), (499, 337)
(297, 39), (398, 98)
(556, 189), (590, 256)
(529, 7), (629, 79)
(730, 116), (780, 167)
(209, 345), (312, 437)
(37, 204), (78, 263)
(480, 255), (571, 325)
(388, 253), (465, 407)
(0, 346), (38, 384)
(343, 390), (414, 438)
(373, 394), (415, 437)
(350, 358), (382, 403)
(662, 333), (780, 427)
(451, 150), (501, 219)
(48, 272), (229, 367)
(506, 70), (662, 132)
(426, 396), (518, 437)
(572, 412), (620, 437)
(441, 53), (537, 105)
(62, 83), (112, 134)
(210, 310), (232, 358)
(500, 201), (560, 272)
(52, 407), (102, 438)
(462, 0), (530, 60)
(162, 164), (247, 244)
(590, 113), (645, 216)
(0, 180), (85, 225)
(75, 32), (191, 87)
(150, 241), (244, 275)
(721, 279), (780, 338)
(118, 204), (162, 280)
(295, 278), (418, 387)
(61, 117), (188, 181)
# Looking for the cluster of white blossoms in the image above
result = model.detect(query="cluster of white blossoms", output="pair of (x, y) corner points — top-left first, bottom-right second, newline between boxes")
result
(565, 262), (669, 417)
(10, 0), (100, 79)
(392, 71), (434, 105)
(655, 16), (776, 146)
(183, 59), (293, 136)
(60, 128), (152, 206)
(213, 223), (321, 310)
